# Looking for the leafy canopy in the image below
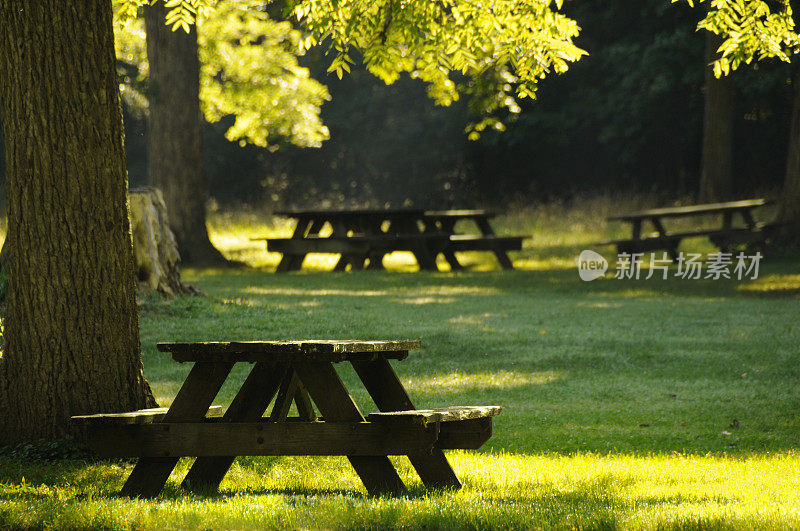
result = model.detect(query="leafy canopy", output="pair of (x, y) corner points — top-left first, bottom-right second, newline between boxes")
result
(116, 0), (330, 148)
(116, 0), (585, 121)
(676, 0), (800, 75)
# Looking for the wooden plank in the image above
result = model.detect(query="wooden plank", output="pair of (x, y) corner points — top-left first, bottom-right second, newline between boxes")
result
(607, 198), (770, 221)
(119, 361), (234, 499)
(181, 362), (288, 492)
(600, 227), (771, 254)
(83, 421), (439, 457)
(294, 380), (317, 421)
(275, 208), (426, 218)
(159, 340), (420, 356)
(424, 218), (464, 271)
(267, 237), (370, 255)
(436, 418), (494, 450)
(269, 370), (301, 421)
(330, 218), (366, 271)
(423, 210), (496, 219)
(71, 405), (222, 426)
(368, 406), (503, 427)
(446, 236), (524, 252)
(166, 349), (412, 364)
(474, 217), (515, 269)
(351, 358), (462, 490)
(294, 361), (407, 495)
(275, 215), (311, 272)
(709, 230), (769, 247)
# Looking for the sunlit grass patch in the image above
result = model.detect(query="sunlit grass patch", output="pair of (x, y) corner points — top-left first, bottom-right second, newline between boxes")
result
(1, 452), (798, 529)
(404, 370), (564, 394)
(736, 273), (800, 294)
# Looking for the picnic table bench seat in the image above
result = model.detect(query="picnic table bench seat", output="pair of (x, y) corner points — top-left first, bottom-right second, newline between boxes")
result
(75, 405), (501, 458)
(261, 234), (523, 256)
(446, 234), (524, 252)
(71, 406), (223, 426)
(598, 224), (776, 253)
(367, 405), (503, 426)
(261, 234), (451, 255)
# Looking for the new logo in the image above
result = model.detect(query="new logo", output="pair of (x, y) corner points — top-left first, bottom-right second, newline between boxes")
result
(578, 250), (608, 281)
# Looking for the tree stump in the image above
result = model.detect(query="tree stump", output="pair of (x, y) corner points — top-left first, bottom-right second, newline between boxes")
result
(128, 187), (199, 298)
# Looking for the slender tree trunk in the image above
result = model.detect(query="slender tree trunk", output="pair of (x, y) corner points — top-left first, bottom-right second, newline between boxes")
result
(144, 2), (228, 266)
(776, 1), (800, 246)
(0, 1), (156, 444)
(698, 32), (735, 203)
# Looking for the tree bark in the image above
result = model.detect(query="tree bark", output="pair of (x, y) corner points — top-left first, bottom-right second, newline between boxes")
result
(776, 1), (800, 246)
(0, 1), (156, 443)
(129, 187), (199, 298)
(144, 1), (228, 266)
(777, 62), (800, 245)
(698, 32), (735, 203)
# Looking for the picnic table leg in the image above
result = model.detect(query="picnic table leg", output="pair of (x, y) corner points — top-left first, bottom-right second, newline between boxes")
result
(350, 358), (461, 490)
(439, 219), (464, 271)
(330, 219), (365, 271)
(475, 217), (513, 270)
(720, 211), (734, 253)
(119, 361), (234, 498)
(648, 217), (679, 260)
(740, 209), (757, 230)
(276, 216), (313, 272)
(294, 361), (407, 495)
(364, 218), (387, 270)
(181, 362), (288, 492)
(269, 369), (316, 421)
(631, 219), (643, 240)
(394, 217), (438, 271)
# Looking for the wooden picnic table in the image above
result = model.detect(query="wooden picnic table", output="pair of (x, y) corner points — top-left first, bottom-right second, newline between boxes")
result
(72, 340), (501, 498)
(602, 198), (776, 258)
(256, 208), (524, 272)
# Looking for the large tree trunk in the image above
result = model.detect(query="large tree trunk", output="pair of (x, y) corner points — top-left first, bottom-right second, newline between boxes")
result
(144, 2), (228, 266)
(0, 1), (156, 444)
(698, 32), (735, 203)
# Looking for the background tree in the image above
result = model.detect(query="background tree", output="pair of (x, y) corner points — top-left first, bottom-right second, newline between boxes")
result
(120, 0), (330, 264)
(699, 31), (735, 202)
(0, 1), (155, 444)
(144, 0), (223, 265)
(683, 0), (800, 241)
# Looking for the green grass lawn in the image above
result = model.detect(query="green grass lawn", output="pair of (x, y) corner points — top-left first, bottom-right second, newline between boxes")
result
(1, 199), (799, 529)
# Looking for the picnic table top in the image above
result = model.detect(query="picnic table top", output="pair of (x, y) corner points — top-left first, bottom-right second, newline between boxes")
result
(273, 208), (495, 219)
(423, 209), (495, 218)
(157, 339), (421, 363)
(608, 199), (770, 222)
(274, 208), (427, 217)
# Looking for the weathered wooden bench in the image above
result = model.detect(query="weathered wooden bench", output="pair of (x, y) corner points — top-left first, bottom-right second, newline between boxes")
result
(600, 199), (776, 258)
(72, 406), (223, 426)
(72, 340), (502, 498)
(447, 235), (524, 252)
(256, 208), (527, 272)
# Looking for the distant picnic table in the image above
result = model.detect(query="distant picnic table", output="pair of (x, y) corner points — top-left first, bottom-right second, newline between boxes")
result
(72, 340), (502, 498)
(255, 208), (526, 272)
(601, 199), (778, 258)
